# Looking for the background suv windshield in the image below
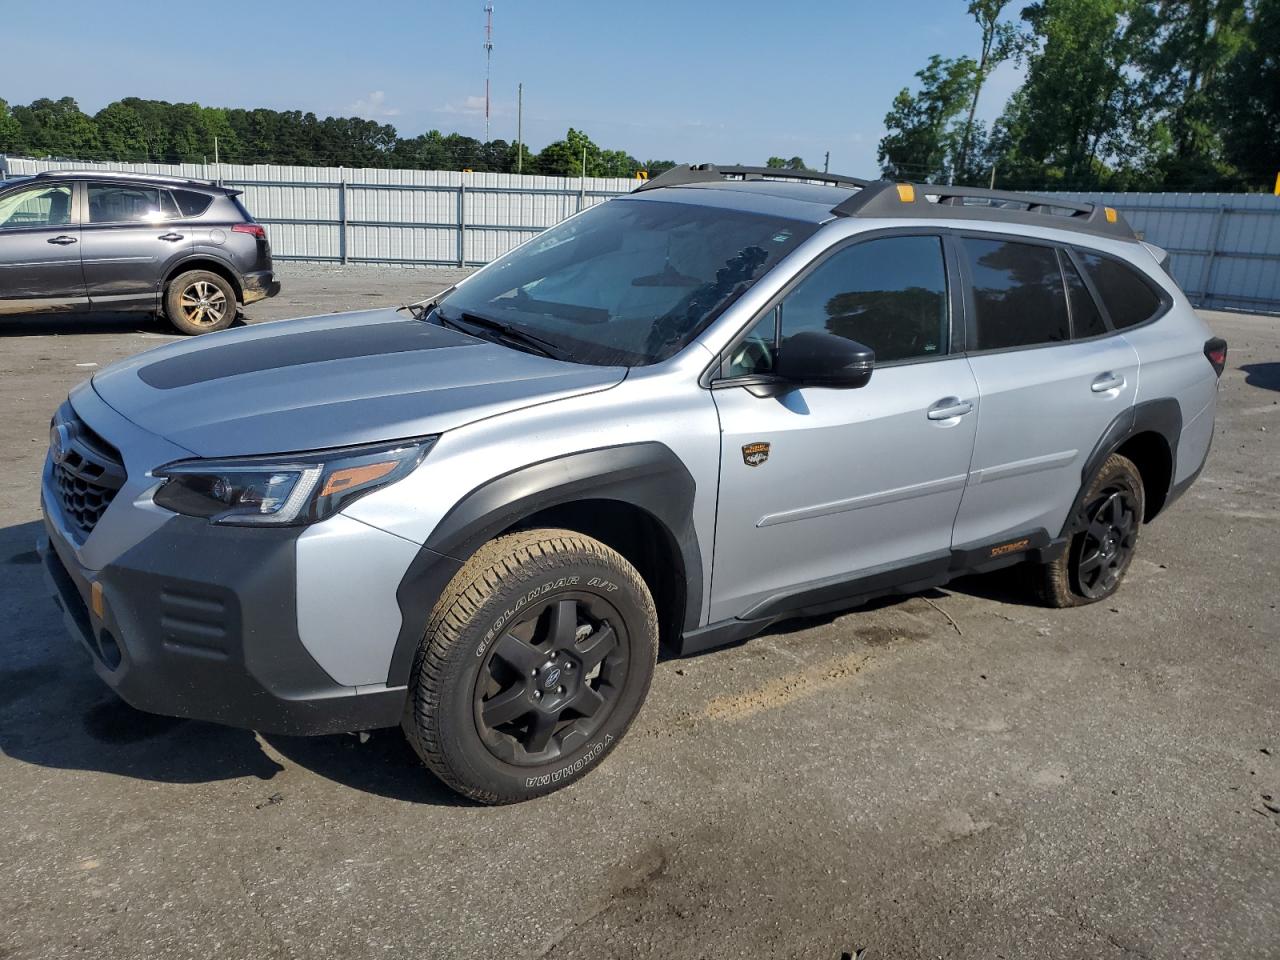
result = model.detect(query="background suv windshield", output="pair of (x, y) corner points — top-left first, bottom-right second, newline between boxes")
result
(438, 197), (816, 365)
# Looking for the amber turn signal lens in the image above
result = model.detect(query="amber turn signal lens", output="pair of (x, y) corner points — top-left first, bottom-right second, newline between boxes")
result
(1104, 206), (1118, 223)
(320, 461), (398, 497)
(896, 183), (916, 202)
(91, 581), (104, 619)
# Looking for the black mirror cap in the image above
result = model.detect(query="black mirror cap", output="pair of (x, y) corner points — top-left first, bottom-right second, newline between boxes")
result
(774, 330), (875, 389)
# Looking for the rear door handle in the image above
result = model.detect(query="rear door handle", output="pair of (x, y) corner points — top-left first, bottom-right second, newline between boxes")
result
(1091, 373), (1126, 393)
(47, 235), (77, 245)
(158, 233), (185, 242)
(927, 397), (975, 421)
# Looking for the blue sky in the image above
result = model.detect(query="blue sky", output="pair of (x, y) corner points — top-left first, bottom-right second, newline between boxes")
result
(2, 0), (1023, 173)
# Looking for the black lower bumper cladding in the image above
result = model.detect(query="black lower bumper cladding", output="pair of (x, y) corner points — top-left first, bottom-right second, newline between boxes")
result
(39, 515), (405, 735)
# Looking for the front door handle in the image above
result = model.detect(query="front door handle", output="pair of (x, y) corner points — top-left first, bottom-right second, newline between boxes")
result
(158, 233), (185, 242)
(47, 235), (77, 245)
(927, 397), (975, 421)
(1091, 372), (1126, 393)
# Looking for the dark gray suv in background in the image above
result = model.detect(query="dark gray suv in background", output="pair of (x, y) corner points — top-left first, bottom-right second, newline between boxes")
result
(0, 170), (279, 334)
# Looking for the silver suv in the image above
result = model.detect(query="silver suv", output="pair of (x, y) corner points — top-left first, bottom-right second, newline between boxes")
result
(38, 166), (1225, 804)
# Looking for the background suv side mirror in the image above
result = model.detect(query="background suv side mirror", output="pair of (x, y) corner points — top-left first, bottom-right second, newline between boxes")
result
(773, 331), (875, 389)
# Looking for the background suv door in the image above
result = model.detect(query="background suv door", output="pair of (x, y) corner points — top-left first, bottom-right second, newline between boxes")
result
(0, 182), (86, 315)
(950, 234), (1140, 550)
(708, 233), (980, 623)
(80, 181), (191, 312)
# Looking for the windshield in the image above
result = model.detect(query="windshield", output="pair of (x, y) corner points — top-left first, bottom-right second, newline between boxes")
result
(437, 197), (817, 365)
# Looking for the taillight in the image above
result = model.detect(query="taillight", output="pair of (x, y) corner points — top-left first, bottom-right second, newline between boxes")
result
(232, 223), (266, 239)
(1204, 337), (1228, 377)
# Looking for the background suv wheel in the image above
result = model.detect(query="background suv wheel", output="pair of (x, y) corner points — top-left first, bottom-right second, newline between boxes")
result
(404, 528), (658, 804)
(165, 269), (237, 335)
(1034, 453), (1146, 608)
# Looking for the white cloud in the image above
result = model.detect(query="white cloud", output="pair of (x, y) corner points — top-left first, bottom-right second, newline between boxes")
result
(437, 95), (491, 116)
(350, 90), (400, 118)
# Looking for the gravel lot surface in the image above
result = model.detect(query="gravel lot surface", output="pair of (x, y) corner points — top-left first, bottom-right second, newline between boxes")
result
(1, 264), (1276, 960)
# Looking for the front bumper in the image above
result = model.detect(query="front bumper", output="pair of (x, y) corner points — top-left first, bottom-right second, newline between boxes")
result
(39, 512), (409, 736)
(241, 269), (281, 305)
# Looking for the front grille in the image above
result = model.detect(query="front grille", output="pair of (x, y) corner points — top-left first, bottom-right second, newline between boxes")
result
(51, 413), (126, 541)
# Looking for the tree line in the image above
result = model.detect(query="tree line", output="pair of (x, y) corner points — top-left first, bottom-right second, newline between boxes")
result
(0, 96), (677, 178)
(879, 0), (1280, 191)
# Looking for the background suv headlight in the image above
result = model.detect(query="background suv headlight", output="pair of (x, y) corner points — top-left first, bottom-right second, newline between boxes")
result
(153, 437), (435, 526)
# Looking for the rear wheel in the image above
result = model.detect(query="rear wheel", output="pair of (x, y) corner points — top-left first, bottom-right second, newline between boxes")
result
(164, 270), (237, 335)
(404, 529), (658, 804)
(1034, 453), (1145, 607)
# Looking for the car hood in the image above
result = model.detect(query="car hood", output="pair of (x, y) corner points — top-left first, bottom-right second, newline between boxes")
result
(90, 309), (627, 458)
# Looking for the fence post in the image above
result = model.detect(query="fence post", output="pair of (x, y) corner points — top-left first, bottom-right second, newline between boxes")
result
(1197, 204), (1227, 308)
(338, 168), (348, 265)
(458, 175), (467, 268)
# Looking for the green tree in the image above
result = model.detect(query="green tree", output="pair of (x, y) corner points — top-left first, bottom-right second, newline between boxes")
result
(955, 0), (1024, 180)
(0, 98), (23, 154)
(12, 97), (101, 158)
(536, 128), (603, 176)
(989, 0), (1138, 190)
(878, 54), (977, 181)
(1214, 0), (1280, 188)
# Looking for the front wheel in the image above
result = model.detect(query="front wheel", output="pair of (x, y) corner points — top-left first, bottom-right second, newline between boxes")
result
(164, 270), (237, 335)
(1033, 453), (1145, 608)
(404, 529), (658, 804)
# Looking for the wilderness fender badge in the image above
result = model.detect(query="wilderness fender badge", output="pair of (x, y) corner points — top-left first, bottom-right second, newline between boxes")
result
(742, 442), (770, 467)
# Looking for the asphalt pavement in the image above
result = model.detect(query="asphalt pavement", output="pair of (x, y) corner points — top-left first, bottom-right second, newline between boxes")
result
(1, 264), (1276, 960)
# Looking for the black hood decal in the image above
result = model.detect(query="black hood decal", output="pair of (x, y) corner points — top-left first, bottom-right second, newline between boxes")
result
(138, 320), (476, 389)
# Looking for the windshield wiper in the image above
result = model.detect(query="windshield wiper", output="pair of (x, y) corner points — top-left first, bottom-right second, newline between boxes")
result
(438, 310), (567, 360)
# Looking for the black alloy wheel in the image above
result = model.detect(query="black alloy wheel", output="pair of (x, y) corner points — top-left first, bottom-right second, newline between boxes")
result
(474, 593), (629, 765)
(1073, 486), (1140, 599)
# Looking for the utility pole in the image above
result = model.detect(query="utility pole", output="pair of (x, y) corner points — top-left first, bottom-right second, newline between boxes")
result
(483, 3), (494, 143)
(516, 82), (523, 174)
(823, 151), (830, 173)
(213, 136), (220, 184)
(988, 161), (997, 190)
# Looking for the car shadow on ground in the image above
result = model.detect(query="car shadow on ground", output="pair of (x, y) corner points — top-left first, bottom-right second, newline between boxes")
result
(0, 518), (468, 806)
(1240, 362), (1280, 392)
(0, 311), (248, 337)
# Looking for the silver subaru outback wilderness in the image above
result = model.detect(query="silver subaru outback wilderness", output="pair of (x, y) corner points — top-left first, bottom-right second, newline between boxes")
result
(39, 166), (1226, 804)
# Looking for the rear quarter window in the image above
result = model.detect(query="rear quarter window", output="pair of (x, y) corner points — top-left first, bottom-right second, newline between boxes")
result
(1077, 251), (1164, 329)
(173, 190), (214, 218)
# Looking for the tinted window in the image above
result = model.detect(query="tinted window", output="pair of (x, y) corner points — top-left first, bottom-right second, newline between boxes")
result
(774, 236), (948, 364)
(1062, 254), (1108, 338)
(0, 185), (72, 228)
(1078, 251), (1162, 329)
(963, 238), (1069, 350)
(174, 189), (213, 218)
(87, 183), (167, 223)
(438, 198), (817, 366)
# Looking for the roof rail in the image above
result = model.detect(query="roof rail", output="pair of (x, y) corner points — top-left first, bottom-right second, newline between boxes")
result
(834, 180), (1135, 241)
(634, 163), (872, 193)
(32, 169), (219, 189)
(631, 163), (1137, 242)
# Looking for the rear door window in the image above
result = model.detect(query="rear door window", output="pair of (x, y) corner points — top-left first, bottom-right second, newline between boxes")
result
(961, 237), (1070, 350)
(1061, 253), (1108, 339)
(1076, 251), (1163, 329)
(87, 183), (167, 223)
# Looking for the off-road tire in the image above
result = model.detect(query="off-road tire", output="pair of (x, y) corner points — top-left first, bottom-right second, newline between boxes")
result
(404, 528), (658, 804)
(164, 270), (237, 335)
(1034, 453), (1145, 608)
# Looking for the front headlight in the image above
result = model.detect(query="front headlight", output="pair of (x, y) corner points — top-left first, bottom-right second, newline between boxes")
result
(153, 437), (434, 526)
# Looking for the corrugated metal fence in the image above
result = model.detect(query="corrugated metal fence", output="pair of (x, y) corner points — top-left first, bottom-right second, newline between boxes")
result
(1051, 191), (1280, 314)
(1, 157), (637, 268)
(3, 158), (1277, 313)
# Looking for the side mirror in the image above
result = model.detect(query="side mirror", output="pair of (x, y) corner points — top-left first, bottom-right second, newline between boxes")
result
(773, 330), (874, 389)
